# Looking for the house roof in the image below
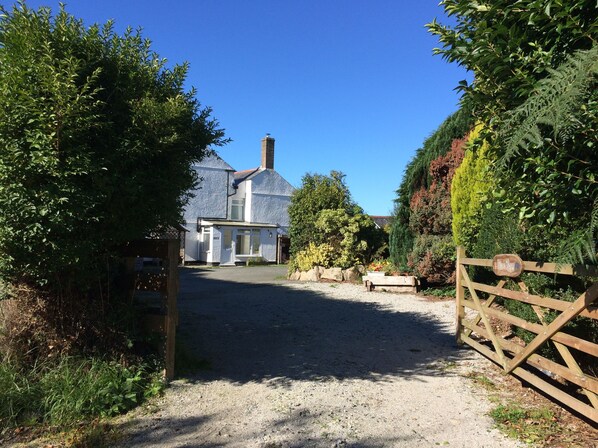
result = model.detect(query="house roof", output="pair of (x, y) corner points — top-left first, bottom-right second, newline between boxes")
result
(370, 216), (392, 229)
(233, 167), (260, 186)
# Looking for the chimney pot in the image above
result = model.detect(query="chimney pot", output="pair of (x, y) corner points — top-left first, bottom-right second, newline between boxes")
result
(261, 135), (275, 169)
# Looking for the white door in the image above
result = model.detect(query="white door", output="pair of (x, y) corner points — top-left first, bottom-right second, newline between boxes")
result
(221, 228), (234, 265)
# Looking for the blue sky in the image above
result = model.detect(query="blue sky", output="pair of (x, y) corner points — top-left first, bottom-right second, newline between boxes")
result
(22, 0), (471, 215)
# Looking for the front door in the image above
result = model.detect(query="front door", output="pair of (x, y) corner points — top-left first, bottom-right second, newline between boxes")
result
(221, 228), (234, 265)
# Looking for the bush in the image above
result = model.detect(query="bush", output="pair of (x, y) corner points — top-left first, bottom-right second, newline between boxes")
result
(409, 234), (456, 285)
(451, 125), (494, 251)
(289, 242), (335, 272)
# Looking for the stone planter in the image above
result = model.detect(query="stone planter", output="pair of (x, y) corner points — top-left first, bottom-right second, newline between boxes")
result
(366, 271), (386, 277)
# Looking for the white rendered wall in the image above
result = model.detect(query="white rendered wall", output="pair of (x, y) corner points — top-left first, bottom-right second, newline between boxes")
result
(249, 170), (294, 228)
(259, 228), (277, 261)
(183, 154), (233, 223)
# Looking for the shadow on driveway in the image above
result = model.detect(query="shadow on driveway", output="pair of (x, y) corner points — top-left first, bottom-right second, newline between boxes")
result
(175, 267), (467, 385)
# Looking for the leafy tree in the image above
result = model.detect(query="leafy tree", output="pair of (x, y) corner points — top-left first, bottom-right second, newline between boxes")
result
(428, 0), (597, 127)
(0, 3), (227, 365)
(429, 0), (598, 263)
(0, 3), (226, 291)
(315, 209), (381, 269)
(288, 171), (355, 256)
(288, 171), (385, 270)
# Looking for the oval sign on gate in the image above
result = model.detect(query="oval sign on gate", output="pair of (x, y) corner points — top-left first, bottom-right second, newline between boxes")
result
(492, 254), (524, 277)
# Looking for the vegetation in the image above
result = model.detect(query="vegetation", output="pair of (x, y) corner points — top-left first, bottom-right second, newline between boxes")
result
(0, 356), (163, 428)
(389, 106), (473, 269)
(288, 171), (386, 271)
(450, 125), (493, 252)
(428, 0), (598, 264)
(0, 2), (225, 433)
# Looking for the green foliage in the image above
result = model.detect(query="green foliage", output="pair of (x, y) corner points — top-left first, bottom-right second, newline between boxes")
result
(490, 402), (559, 445)
(409, 234), (455, 285)
(0, 356), (163, 429)
(450, 125), (494, 251)
(289, 242), (335, 272)
(429, 0), (598, 265)
(499, 46), (598, 264)
(428, 0), (597, 126)
(288, 171), (385, 269)
(471, 202), (523, 260)
(421, 286), (455, 298)
(390, 106), (473, 268)
(288, 171), (355, 257)
(0, 3), (226, 288)
(316, 209), (383, 269)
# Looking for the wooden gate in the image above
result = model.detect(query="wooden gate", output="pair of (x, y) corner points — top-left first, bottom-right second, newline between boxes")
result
(455, 246), (598, 423)
(122, 239), (179, 381)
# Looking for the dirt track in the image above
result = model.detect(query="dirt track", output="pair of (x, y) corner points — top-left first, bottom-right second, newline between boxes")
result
(121, 266), (521, 447)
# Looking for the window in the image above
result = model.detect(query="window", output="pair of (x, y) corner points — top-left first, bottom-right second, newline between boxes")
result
(231, 198), (245, 221)
(202, 228), (211, 252)
(236, 229), (261, 255)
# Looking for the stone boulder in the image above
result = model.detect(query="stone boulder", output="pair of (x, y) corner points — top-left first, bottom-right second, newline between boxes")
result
(299, 267), (320, 282)
(321, 267), (343, 282)
(288, 270), (301, 281)
(342, 266), (362, 282)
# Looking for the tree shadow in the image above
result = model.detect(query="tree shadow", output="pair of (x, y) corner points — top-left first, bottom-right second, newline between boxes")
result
(121, 411), (417, 447)
(175, 267), (471, 386)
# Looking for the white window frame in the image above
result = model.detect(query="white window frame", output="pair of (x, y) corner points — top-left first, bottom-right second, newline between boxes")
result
(236, 229), (261, 256)
(231, 198), (245, 221)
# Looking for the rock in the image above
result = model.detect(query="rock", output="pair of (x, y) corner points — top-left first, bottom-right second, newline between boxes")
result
(343, 266), (362, 282)
(288, 270), (301, 281)
(355, 264), (366, 275)
(299, 267), (320, 282)
(321, 267), (343, 282)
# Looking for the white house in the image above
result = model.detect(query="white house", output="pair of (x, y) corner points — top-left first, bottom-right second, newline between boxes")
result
(182, 135), (294, 265)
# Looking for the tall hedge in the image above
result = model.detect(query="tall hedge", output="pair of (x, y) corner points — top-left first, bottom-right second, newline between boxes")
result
(0, 4), (226, 288)
(390, 105), (473, 267)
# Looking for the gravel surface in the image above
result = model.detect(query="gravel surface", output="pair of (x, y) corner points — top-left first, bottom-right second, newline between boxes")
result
(121, 267), (522, 448)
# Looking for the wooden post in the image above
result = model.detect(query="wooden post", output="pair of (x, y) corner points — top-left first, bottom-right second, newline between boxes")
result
(164, 239), (179, 381)
(456, 246), (466, 344)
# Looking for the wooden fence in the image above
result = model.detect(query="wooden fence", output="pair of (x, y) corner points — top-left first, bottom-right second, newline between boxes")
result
(121, 239), (179, 381)
(455, 246), (598, 423)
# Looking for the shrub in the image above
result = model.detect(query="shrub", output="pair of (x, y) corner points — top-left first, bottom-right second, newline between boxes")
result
(451, 125), (494, 252)
(409, 234), (456, 285)
(290, 242), (335, 272)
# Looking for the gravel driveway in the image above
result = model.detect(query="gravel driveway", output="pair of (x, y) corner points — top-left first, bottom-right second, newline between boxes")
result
(121, 266), (521, 448)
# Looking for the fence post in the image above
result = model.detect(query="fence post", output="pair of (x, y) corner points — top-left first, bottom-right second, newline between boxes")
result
(456, 246), (465, 344)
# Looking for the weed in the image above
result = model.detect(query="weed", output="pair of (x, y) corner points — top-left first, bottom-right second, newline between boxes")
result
(490, 401), (562, 444)
(421, 286), (456, 298)
(465, 371), (496, 390)
(0, 356), (163, 431)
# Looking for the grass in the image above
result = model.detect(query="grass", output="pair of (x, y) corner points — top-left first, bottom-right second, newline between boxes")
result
(0, 356), (163, 430)
(421, 286), (456, 298)
(489, 402), (561, 445)
(464, 370), (573, 446)
(465, 371), (497, 390)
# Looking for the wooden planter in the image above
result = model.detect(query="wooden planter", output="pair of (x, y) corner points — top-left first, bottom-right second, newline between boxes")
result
(363, 274), (418, 293)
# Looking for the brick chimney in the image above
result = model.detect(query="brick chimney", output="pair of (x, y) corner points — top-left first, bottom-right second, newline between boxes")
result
(261, 134), (275, 169)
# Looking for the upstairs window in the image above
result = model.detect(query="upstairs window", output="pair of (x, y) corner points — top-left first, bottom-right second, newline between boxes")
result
(231, 198), (245, 221)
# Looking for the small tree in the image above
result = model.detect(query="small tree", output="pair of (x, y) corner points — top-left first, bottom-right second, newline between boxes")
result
(288, 171), (385, 270)
(288, 171), (355, 257)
